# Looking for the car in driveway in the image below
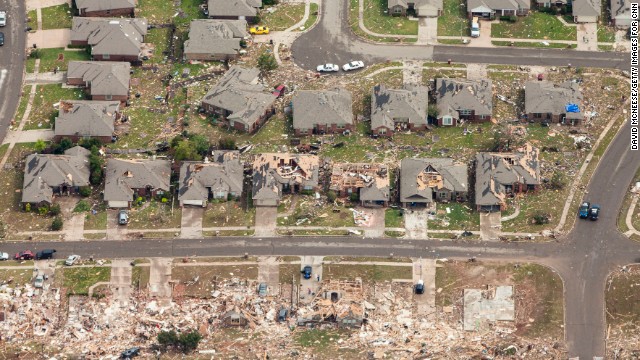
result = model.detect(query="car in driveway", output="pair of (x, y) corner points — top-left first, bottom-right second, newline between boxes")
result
(0, 252), (9, 261)
(118, 210), (129, 225)
(249, 26), (269, 34)
(121, 347), (140, 359)
(578, 201), (590, 219)
(302, 265), (312, 279)
(257, 283), (268, 296)
(65, 255), (81, 266)
(36, 249), (56, 260)
(589, 204), (601, 221)
(0, 32), (4, 46)
(414, 280), (424, 294)
(14, 250), (34, 260)
(316, 63), (339, 72)
(342, 61), (364, 71)
(34, 274), (45, 288)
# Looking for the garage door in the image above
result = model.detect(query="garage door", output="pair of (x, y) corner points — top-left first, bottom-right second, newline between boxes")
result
(182, 200), (204, 207)
(108, 201), (129, 208)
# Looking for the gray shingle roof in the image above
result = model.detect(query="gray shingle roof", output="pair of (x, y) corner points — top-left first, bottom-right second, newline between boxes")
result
(572, 0), (600, 17)
(435, 78), (492, 119)
(524, 80), (583, 119)
(467, 0), (530, 11)
(55, 100), (119, 138)
(70, 17), (148, 57)
(202, 66), (276, 128)
(371, 84), (428, 130)
(400, 158), (467, 203)
(75, 0), (136, 12)
(388, 0), (443, 12)
(292, 88), (353, 130)
(184, 19), (249, 57)
(104, 158), (171, 202)
(252, 154), (319, 203)
(178, 151), (243, 202)
(22, 146), (91, 204)
(611, 0), (631, 20)
(208, 0), (262, 17)
(67, 61), (131, 97)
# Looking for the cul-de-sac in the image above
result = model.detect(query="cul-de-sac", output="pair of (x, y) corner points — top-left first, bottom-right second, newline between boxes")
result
(0, 0), (637, 358)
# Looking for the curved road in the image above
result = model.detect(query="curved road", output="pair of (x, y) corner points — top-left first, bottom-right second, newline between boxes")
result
(0, 0), (26, 142)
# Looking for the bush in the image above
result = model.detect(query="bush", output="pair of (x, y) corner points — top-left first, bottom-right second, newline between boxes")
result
(218, 138), (236, 150)
(79, 186), (92, 197)
(532, 211), (550, 225)
(349, 193), (359, 202)
(257, 52), (278, 73)
(51, 216), (63, 231)
(499, 15), (517, 22)
(49, 204), (61, 216)
(548, 171), (566, 190)
(326, 190), (337, 203)
(74, 200), (91, 213)
(25, 203), (31, 212)
(38, 206), (49, 215)
(157, 330), (202, 354)
(300, 189), (315, 196)
(161, 197), (168, 203)
(538, 6), (555, 14)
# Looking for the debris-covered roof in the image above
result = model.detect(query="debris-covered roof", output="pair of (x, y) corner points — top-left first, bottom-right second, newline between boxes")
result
(70, 17), (148, 57)
(524, 80), (583, 119)
(75, 0), (136, 12)
(104, 158), (171, 202)
(252, 153), (319, 202)
(435, 78), (492, 119)
(178, 151), (243, 202)
(400, 158), (468, 204)
(207, 0), (262, 17)
(330, 163), (390, 202)
(292, 88), (353, 130)
(371, 84), (428, 131)
(67, 61), (131, 96)
(184, 19), (249, 57)
(55, 100), (120, 138)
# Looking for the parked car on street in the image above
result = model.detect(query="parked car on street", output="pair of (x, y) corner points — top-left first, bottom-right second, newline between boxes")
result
(316, 63), (339, 72)
(589, 204), (601, 221)
(342, 61), (364, 71)
(0, 32), (4, 46)
(258, 283), (268, 297)
(121, 347), (140, 359)
(249, 26), (269, 34)
(14, 250), (34, 260)
(302, 265), (312, 279)
(118, 210), (129, 225)
(36, 249), (56, 260)
(65, 255), (81, 266)
(34, 274), (44, 288)
(0, 11), (7, 27)
(578, 201), (590, 219)
(0, 252), (9, 261)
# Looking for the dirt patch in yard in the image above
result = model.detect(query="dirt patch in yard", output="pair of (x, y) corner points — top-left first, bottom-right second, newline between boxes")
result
(606, 265), (640, 354)
(171, 265), (259, 298)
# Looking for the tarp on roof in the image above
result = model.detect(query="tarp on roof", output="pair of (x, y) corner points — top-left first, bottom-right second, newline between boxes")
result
(565, 104), (580, 112)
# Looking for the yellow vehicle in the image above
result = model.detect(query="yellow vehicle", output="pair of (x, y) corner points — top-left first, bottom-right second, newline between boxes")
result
(249, 26), (270, 35)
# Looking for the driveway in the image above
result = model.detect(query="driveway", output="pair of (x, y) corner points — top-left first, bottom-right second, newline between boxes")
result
(180, 207), (203, 239)
(404, 209), (428, 239)
(359, 207), (385, 237)
(54, 196), (84, 240)
(413, 258), (436, 321)
(2, 129), (55, 145)
(106, 209), (127, 240)
(110, 259), (133, 308)
(27, 29), (70, 49)
(26, 0), (70, 10)
(299, 256), (323, 304)
(480, 211), (502, 241)
(417, 17), (437, 45)
(257, 256), (280, 295)
(148, 258), (172, 305)
(577, 23), (598, 51)
(255, 206), (277, 237)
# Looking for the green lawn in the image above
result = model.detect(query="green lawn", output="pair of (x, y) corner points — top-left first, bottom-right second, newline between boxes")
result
(13, 86), (31, 125)
(385, 208), (404, 228)
(27, 10), (37, 27)
(298, 3), (319, 31)
(260, 3), (306, 31)
(202, 201), (255, 228)
(491, 12), (577, 40)
(127, 198), (182, 230)
(138, 0), (177, 24)
(41, 4), (73, 30)
(62, 267), (111, 295)
(323, 264), (413, 282)
(25, 84), (86, 130)
(26, 48), (91, 73)
(0, 269), (35, 286)
(438, 0), (468, 37)
(84, 210), (107, 231)
(363, 0), (418, 35)
(428, 202), (480, 230)
(597, 25), (616, 43)
(277, 197), (355, 227)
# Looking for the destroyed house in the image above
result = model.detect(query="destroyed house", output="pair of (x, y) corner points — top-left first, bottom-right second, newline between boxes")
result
(178, 151), (243, 207)
(67, 61), (131, 103)
(74, 0), (136, 17)
(297, 279), (365, 329)
(371, 84), (429, 137)
(54, 100), (120, 143)
(610, 0), (632, 27)
(474, 144), (540, 212)
(184, 20), (249, 61)
(400, 158), (468, 207)
(387, 0), (443, 17)
(252, 153), (319, 207)
(201, 66), (277, 133)
(70, 17), (148, 62)
(525, 81), (584, 126)
(463, 286), (515, 331)
(292, 88), (354, 136)
(104, 158), (171, 208)
(207, 0), (262, 22)
(467, 0), (530, 19)
(434, 78), (492, 126)
(572, 0), (600, 23)
(330, 163), (390, 207)
(22, 146), (91, 205)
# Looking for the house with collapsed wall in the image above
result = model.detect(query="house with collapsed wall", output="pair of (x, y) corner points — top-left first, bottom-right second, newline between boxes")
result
(525, 80), (584, 126)
(74, 0), (136, 17)
(329, 163), (390, 207)
(66, 61), (131, 103)
(21, 146), (91, 206)
(178, 151), (244, 207)
(292, 88), (354, 136)
(387, 0), (443, 17)
(252, 154), (320, 206)
(201, 66), (277, 133)
(474, 144), (540, 212)
(54, 100), (120, 143)
(207, 0), (262, 23)
(297, 279), (365, 329)
(400, 158), (468, 208)
(183, 20), (249, 61)
(104, 158), (171, 208)
(70, 17), (149, 62)
(434, 78), (492, 126)
(371, 84), (429, 137)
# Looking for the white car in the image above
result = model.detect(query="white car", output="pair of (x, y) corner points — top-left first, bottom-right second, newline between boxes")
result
(316, 63), (339, 72)
(34, 274), (44, 288)
(0, 11), (6, 27)
(342, 61), (364, 71)
(65, 255), (81, 266)
(0, 252), (9, 261)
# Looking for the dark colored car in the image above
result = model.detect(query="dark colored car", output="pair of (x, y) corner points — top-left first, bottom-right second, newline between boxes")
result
(302, 265), (312, 279)
(36, 249), (56, 260)
(278, 308), (289, 321)
(578, 201), (590, 219)
(0, 32), (4, 46)
(415, 280), (425, 295)
(589, 204), (601, 221)
(14, 250), (34, 260)
(121, 347), (140, 359)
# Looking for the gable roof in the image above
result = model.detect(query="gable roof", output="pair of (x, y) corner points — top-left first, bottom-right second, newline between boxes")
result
(202, 66), (277, 128)
(292, 88), (353, 129)
(75, 0), (136, 12)
(55, 100), (120, 138)
(467, 0), (530, 11)
(104, 158), (171, 202)
(67, 61), (131, 96)
(400, 158), (467, 203)
(184, 19), (249, 57)
(611, 0), (632, 20)
(70, 17), (148, 57)
(252, 153), (319, 202)
(207, 0), (262, 17)
(435, 78), (492, 119)
(371, 84), (428, 130)
(572, 0), (600, 17)
(178, 151), (244, 202)
(22, 146), (91, 203)
(524, 80), (583, 119)
(388, 0), (443, 12)
(474, 144), (540, 207)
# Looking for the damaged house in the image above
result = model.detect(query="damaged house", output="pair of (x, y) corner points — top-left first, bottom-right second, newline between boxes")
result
(474, 144), (540, 212)
(183, 20), (249, 61)
(252, 153), (319, 207)
(400, 158), (468, 208)
(329, 163), (390, 207)
(201, 66), (277, 133)
(21, 146), (91, 206)
(74, 0), (136, 17)
(434, 78), (492, 126)
(387, 0), (443, 17)
(571, 0), (600, 23)
(525, 80), (584, 126)
(178, 151), (243, 207)
(292, 88), (354, 136)
(70, 17), (148, 62)
(297, 279), (365, 329)
(467, 0), (530, 19)
(371, 84), (429, 137)
(610, 0), (632, 27)
(104, 158), (171, 208)
(66, 61), (131, 103)
(207, 0), (262, 23)
(54, 100), (120, 143)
